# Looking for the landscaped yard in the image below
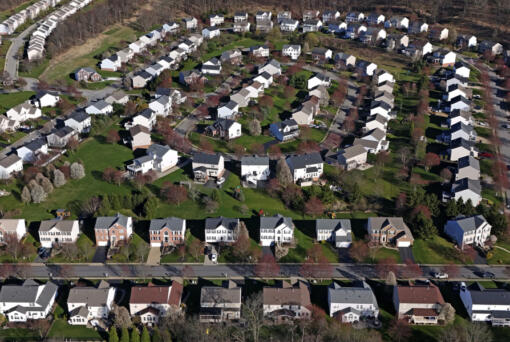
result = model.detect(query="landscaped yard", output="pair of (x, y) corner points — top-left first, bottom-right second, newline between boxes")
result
(0, 91), (36, 112)
(47, 319), (102, 340)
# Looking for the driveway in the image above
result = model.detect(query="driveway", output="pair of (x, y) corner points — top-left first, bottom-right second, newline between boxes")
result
(146, 247), (161, 265)
(399, 247), (414, 263)
(92, 246), (107, 263)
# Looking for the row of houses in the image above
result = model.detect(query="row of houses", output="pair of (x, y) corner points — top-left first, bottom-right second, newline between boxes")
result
(28, 0), (93, 61)
(0, 0), (62, 35)
(2, 277), (508, 327)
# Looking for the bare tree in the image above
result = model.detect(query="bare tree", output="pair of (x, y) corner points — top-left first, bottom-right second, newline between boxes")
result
(242, 292), (264, 342)
(276, 157), (292, 187)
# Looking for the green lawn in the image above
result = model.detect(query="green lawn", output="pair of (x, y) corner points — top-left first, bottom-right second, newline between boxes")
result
(413, 236), (467, 264)
(0, 328), (39, 341)
(0, 39), (12, 72)
(160, 230), (205, 263)
(280, 228), (338, 263)
(371, 247), (401, 263)
(47, 319), (102, 340)
(0, 131), (27, 150)
(19, 58), (50, 78)
(0, 91), (35, 112)
(46, 233), (95, 263)
(488, 242), (510, 265)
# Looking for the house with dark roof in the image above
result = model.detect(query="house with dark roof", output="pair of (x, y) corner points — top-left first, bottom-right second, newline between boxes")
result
(260, 214), (294, 246)
(65, 110), (91, 134)
(192, 152), (225, 182)
(129, 281), (183, 325)
(200, 280), (242, 323)
(456, 155), (480, 181)
(302, 19), (322, 33)
(46, 126), (77, 148)
(94, 213), (133, 247)
(253, 71), (273, 88)
(100, 54), (121, 71)
(74, 67), (102, 82)
(316, 219), (352, 247)
(85, 100), (113, 115)
(308, 72), (331, 89)
(393, 283), (446, 325)
(0, 154), (23, 179)
(451, 177), (482, 206)
(205, 119), (241, 140)
(337, 145), (367, 171)
(286, 152), (324, 185)
(0, 280), (58, 322)
(311, 47), (332, 62)
(448, 138), (478, 161)
(217, 100), (239, 119)
(270, 119), (300, 142)
(16, 138), (48, 163)
(353, 128), (389, 154)
(204, 217), (240, 243)
(258, 59), (281, 76)
(67, 281), (116, 326)
(149, 217), (186, 247)
(129, 125), (152, 151)
(328, 281), (379, 322)
(460, 282), (510, 326)
(366, 217), (414, 247)
(241, 155), (270, 186)
(250, 45), (270, 58)
(444, 215), (491, 248)
(263, 279), (311, 322)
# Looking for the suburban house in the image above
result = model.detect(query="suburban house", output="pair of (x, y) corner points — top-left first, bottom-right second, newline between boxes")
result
(388, 16), (409, 29)
(230, 89), (251, 108)
(456, 155), (480, 181)
(308, 73), (331, 90)
(204, 217), (240, 243)
(258, 59), (281, 76)
(282, 44), (301, 60)
(253, 71), (273, 88)
(129, 282), (183, 325)
(356, 60), (378, 76)
(182, 17), (198, 30)
(367, 13), (385, 25)
(346, 24), (368, 39)
(460, 282), (510, 326)
(94, 213), (133, 247)
(205, 119), (242, 140)
(250, 45), (270, 58)
(127, 144), (178, 175)
(149, 96), (171, 116)
(233, 21), (250, 33)
(448, 110), (473, 127)
(334, 52), (356, 69)
(100, 54), (121, 71)
(446, 74), (469, 89)
(279, 18), (299, 32)
(443, 122), (476, 143)
(364, 114), (388, 133)
(85, 100), (113, 115)
(234, 11), (248, 22)
(263, 280), (311, 322)
(429, 26), (449, 41)
(478, 41), (503, 56)
(316, 219), (352, 248)
(74, 67), (102, 82)
(0, 154), (23, 179)
(457, 34), (477, 48)
(353, 128), (389, 154)
(444, 215), (491, 248)
(302, 10), (319, 21)
(6, 102), (42, 123)
(448, 138), (478, 161)
(209, 14), (224, 26)
(260, 214), (294, 246)
(277, 11), (292, 22)
(162, 21), (180, 34)
(67, 281), (116, 326)
(149, 217), (186, 247)
(286, 152), (324, 185)
(370, 101), (393, 118)
(375, 69), (395, 85)
(346, 12), (364, 22)
(366, 217), (414, 247)
(454, 62), (471, 79)
(192, 152), (225, 182)
(241, 155), (270, 186)
(131, 70), (153, 89)
(409, 21), (428, 34)
(16, 138), (48, 163)
(38, 219), (80, 248)
(311, 47), (333, 62)
(451, 177), (482, 206)
(302, 19), (322, 33)
(217, 100), (239, 119)
(387, 34), (409, 49)
(202, 27), (220, 39)
(322, 10), (341, 23)
(129, 125), (152, 151)
(46, 126), (78, 148)
(220, 49), (243, 64)
(255, 11), (272, 21)
(0, 280), (58, 322)
(0, 219), (26, 242)
(200, 280), (242, 323)
(105, 92), (129, 105)
(393, 283), (446, 325)
(256, 19), (273, 32)
(328, 281), (379, 322)
(31, 91), (59, 108)
(445, 84), (469, 102)
(270, 119), (300, 142)
(449, 95), (471, 112)
(131, 108), (157, 131)
(179, 69), (206, 87)
(145, 63), (164, 77)
(337, 145), (367, 171)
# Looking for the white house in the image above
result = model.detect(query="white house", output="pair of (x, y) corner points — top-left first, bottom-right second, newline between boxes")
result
(205, 119), (241, 140)
(449, 95), (471, 112)
(259, 214), (294, 246)
(192, 152), (225, 182)
(130, 282), (183, 325)
(279, 18), (299, 32)
(149, 95), (172, 116)
(448, 109), (473, 127)
(204, 217), (240, 243)
(0, 218), (26, 242)
(354, 128), (389, 154)
(449, 138), (478, 161)
(308, 73), (331, 90)
(322, 10), (341, 23)
(460, 283), (510, 326)
(67, 281), (116, 326)
(16, 138), (48, 163)
(250, 45), (270, 58)
(0, 154), (23, 179)
(65, 111), (91, 134)
(131, 108), (157, 131)
(202, 27), (220, 39)
(356, 60), (377, 76)
(100, 55), (121, 71)
(328, 281), (379, 322)
(38, 219), (80, 248)
(183, 17), (198, 30)
(444, 215), (491, 248)
(337, 145), (367, 171)
(479, 41), (503, 56)
(258, 59), (281, 76)
(209, 14), (224, 26)
(32, 91), (60, 108)
(200, 281), (242, 323)
(375, 70), (395, 85)
(6, 103), (42, 123)
(286, 152), (324, 184)
(346, 12), (364, 22)
(253, 71), (273, 88)
(316, 219), (352, 247)
(456, 155), (480, 181)
(234, 11), (248, 22)
(241, 155), (270, 186)
(201, 57), (222, 75)
(364, 114), (388, 133)
(85, 100), (113, 115)
(451, 177), (482, 206)
(302, 19), (322, 33)
(282, 44), (301, 60)
(217, 100), (239, 119)
(0, 280), (58, 322)
(367, 13), (385, 25)
(454, 62), (471, 79)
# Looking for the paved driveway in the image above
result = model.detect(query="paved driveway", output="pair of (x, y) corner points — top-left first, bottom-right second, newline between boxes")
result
(399, 247), (414, 263)
(92, 246), (107, 263)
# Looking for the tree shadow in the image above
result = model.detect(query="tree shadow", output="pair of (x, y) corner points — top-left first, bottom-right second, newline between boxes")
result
(293, 220), (315, 239)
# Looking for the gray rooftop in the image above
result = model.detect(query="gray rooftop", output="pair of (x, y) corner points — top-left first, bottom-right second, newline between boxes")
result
(193, 152), (222, 165)
(316, 219), (351, 232)
(205, 217), (239, 230)
(94, 213), (130, 230)
(286, 152), (323, 170)
(260, 214), (293, 230)
(328, 281), (378, 306)
(452, 177), (481, 195)
(467, 283), (510, 305)
(447, 215), (488, 233)
(149, 217), (185, 231)
(67, 285), (113, 307)
(39, 219), (77, 232)
(457, 155), (480, 171)
(241, 155), (269, 166)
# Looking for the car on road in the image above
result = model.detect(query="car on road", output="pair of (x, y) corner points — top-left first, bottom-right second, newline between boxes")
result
(479, 271), (495, 279)
(500, 124), (510, 129)
(210, 253), (217, 263)
(432, 272), (448, 279)
(37, 247), (50, 259)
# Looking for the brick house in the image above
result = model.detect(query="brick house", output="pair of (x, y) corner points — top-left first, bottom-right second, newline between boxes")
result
(149, 217), (186, 247)
(94, 213), (133, 247)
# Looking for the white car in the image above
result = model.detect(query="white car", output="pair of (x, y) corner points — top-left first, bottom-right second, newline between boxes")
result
(433, 272), (448, 279)
(211, 253), (217, 263)
(216, 177), (225, 185)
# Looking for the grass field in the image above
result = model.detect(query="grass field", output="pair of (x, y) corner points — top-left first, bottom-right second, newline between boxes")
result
(0, 39), (12, 72)
(413, 236), (466, 264)
(0, 91), (35, 112)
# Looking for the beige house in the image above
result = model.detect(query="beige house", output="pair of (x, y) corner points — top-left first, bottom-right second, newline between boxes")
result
(130, 125), (152, 150)
(393, 283), (446, 325)
(366, 217), (414, 247)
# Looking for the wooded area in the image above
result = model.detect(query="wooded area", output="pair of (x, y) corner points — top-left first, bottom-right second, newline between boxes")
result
(0, 0), (26, 12)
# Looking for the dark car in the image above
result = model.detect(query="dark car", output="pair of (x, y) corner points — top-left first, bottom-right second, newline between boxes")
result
(481, 271), (495, 279)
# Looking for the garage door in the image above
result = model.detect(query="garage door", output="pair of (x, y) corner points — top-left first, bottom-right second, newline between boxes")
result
(397, 241), (411, 247)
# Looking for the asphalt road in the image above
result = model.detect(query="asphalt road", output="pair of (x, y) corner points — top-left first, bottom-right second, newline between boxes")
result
(1, 263), (508, 280)
(4, 23), (38, 78)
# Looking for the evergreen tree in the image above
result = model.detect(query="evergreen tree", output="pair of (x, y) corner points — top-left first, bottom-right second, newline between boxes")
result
(109, 328), (119, 342)
(141, 326), (150, 342)
(210, 189), (220, 201)
(151, 328), (161, 342)
(413, 212), (437, 239)
(445, 200), (459, 218)
(130, 327), (140, 342)
(120, 327), (129, 342)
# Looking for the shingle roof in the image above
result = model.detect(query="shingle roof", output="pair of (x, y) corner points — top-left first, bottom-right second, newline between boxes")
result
(396, 284), (445, 304)
(193, 152), (222, 165)
(67, 285), (113, 307)
(94, 213), (130, 230)
(149, 217), (185, 231)
(130, 282), (182, 306)
(39, 219), (77, 232)
(467, 283), (510, 305)
(23, 138), (46, 152)
(328, 281), (378, 306)
(205, 217), (239, 230)
(316, 219), (351, 232)
(147, 144), (172, 158)
(263, 280), (311, 306)
(260, 214), (293, 231)
(67, 110), (89, 123)
(338, 145), (367, 160)
(452, 177), (481, 195)
(286, 152), (323, 170)
(457, 155), (480, 171)
(129, 125), (150, 136)
(201, 286), (241, 305)
(241, 155), (269, 166)
(0, 154), (21, 168)
(447, 215), (487, 233)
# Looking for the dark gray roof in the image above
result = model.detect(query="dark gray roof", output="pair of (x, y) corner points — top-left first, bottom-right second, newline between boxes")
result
(328, 281), (378, 306)
(213, 118), (237, 131)
(201, 286), (241, 305)
(135, 70), (153, 80)
(467, 283), (510, 305)
(139, 108), (155, 119)
(260, 214), (293, 230)
(451, 95), (471, 105)
(241, 155), (269, 166)
(193, 152), (222, 165)
(149, 217), (185, 231)
(316, 219), (351, 232)
(39, 219), (77, 232)
(69, 306), (89, 318)
(94, 213), (130, 230)
(67, 110), (89, 123)
(450, 138), (474, 150)
(67, 285), (113, 306)
(447, 215), (487, 233)
(286, 152), (323, 170)
(371, 100), (392, 111)
(22, 138), (46, 152)
(147, 144), (172, 158)
(450, 122), (473, 134)
(205, 217), (239, 230)
(0, 154), (21, 168)
(312, 47), (330, 55)
(458, 155), (480, 171)
(280, 18), (298, 25)
(90, 100), (110, 111)
(0, 280), (57, 310)
(50, 126), (75, 138)
(452, 178), (481, 195)
(222, 100), (238, 110)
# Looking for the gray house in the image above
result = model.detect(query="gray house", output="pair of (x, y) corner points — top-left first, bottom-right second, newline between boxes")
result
(456, 155), (480, 181)
(316, 219), (352, 247)
(328, 281), (379, 322)
(444, 215), (491, 248)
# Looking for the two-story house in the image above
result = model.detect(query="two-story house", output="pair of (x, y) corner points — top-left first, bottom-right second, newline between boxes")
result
(451, 177), (482, 206)
(39, 219), (80, 248)
(337, 145), (368, 171)
(192, 152), (225, 182)
(328, 281), (379, 322)
(393, 283), (446, 325)
(316, 219), (352, 248)
(456, 155), (480, 181)
(149, 217), (186, 247)
(444, 215), (491, 248)
(0, 154), (23, 179)
(460, 282), (510, 326)
(94, 213), (133, 247)
(64, 111), (91, 134)
(204, 217), (240, 243)
(67, 281), (116, 325)
(200, 280), (242, 323)
(240, 155), (270, 186)
(263, 280), (311, 322)
(260, 214), (294, 246)
(366, 217), (414, 247)
(286, 152), (324, 185)
(129, 282), (183, 325)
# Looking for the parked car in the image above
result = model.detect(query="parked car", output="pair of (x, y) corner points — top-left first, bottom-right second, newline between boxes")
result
(432, 272), (448, 279)
(480, 271), (495, 279)
(211, 253), (217, 263)
(216, 177), (226, 185)
(479, 152), (494, 159)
